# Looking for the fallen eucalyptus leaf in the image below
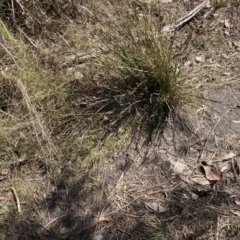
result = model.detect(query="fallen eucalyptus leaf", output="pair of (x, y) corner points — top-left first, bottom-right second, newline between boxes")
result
(201, 162), (221, 181)
(190, 176), (210, 185)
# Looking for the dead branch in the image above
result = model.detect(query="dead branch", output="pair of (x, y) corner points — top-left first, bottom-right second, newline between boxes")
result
(161, 0), (211, 34)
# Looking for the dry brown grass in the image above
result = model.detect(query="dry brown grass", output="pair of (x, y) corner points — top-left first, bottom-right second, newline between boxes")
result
(0, 0), (240, 239)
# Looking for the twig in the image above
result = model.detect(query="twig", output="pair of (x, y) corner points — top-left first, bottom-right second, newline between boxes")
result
(117, 228), (132, 237)
(45, 214), (68, 229)
(105, 196), (141, 217)
(161, 0), (211, 34)
(11, 187), (21, 213)
(216, 215), (220, 240)
(18, 28), (38, 48)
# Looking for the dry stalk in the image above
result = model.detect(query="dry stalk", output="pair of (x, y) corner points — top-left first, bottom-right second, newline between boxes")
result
(11, 187), (21, 213)
(162, 0), (211, 33)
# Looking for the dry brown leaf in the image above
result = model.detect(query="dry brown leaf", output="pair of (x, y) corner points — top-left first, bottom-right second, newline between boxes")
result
(190, 176), (210, 185)
(202, 163), (220, 181)
(82, 215), (110, 231)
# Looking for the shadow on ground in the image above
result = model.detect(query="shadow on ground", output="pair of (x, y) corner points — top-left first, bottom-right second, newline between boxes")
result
(4, 85), (240, 239)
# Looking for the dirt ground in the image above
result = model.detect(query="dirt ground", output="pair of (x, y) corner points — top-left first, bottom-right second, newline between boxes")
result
(1, 0), (240, 239)
(32, 1), (240, 239)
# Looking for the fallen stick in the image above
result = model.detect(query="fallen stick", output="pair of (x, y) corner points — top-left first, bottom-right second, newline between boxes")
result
(161, 0), (211, 34)
(11, 187), (21, 213)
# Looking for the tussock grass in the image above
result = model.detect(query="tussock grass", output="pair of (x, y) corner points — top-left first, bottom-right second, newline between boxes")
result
(0, 1), (201, 238)
(79, 6), (196, 141)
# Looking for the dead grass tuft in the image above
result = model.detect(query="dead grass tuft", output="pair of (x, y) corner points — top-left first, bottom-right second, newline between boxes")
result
(78, 3), (197, 141)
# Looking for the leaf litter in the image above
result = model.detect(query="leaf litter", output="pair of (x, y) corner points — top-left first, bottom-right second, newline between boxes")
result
(144, 202), (168, 213)
(201, 161), (221, 181)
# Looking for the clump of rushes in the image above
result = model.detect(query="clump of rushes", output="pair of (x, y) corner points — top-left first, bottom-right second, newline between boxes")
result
(81, 6), (195, 141)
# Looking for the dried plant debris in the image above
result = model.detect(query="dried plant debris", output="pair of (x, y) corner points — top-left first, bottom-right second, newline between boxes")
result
(80, 215), (111, 233)
(222, 152), (237, 161)
(219, 162), (230, 173)
(144, 202), (168, 213)
(190, 176), (210, 185)
(169, 158), (192, 176)
(0, 169), (9, 181)
(201, 161), (221, 181)
(0, 190), (13, 204)
(230, 210), (240, 218)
